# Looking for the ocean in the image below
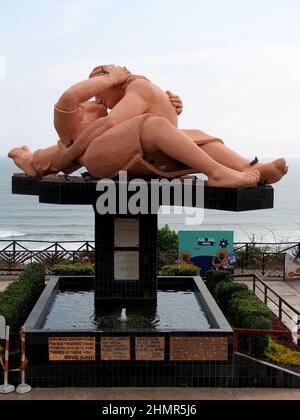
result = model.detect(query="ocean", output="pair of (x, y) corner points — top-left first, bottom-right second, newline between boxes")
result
(0, 156), (300, 246)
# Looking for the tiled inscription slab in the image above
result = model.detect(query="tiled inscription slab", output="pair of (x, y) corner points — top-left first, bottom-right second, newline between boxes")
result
(101, 337), (131, 361)
(114, 251), (139, 281)
(136, 337), (165, 361)
(114, 218), (139, 248)
(170, 337), (228, 361)
(49, 337), (96, 361)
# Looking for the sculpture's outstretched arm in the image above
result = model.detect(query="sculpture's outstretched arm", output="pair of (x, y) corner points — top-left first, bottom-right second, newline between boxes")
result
(56, 66), (131, 112)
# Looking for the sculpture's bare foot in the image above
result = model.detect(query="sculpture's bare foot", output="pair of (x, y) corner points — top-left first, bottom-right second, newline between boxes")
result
(208, 166), (260, 188)
(244, 158), (288, 184)
(8, 146), (38, 177)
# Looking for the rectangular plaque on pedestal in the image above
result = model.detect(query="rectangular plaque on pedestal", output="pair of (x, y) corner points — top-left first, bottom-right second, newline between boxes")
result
(114, 251), (139, 281)
(114, 218), (139, 248)
(49, 337), (96, 361)
(101, 337), (131, 361)
(170, 337), (228, 361)
(136, 337), (165, 361)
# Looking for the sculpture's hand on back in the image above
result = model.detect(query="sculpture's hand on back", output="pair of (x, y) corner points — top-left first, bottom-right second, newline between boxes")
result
(166, 91), (183, 116)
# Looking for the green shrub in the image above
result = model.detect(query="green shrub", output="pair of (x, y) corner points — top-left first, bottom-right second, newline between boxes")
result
(52, 263), (95, 276)
(238, 315), (272, 357)
(0, 263), (45, 332)
(215, 281), (249, 313)
(228, 291), (272, 356)
(265, 339), (300, 367)
(228, 291), (271, 326)
(158, 252), (178, 270)
(205, 270), (233, 294)
(205, 270), (273, 356)
(158, 225), (178, 252)
(161, 264), (201, 277)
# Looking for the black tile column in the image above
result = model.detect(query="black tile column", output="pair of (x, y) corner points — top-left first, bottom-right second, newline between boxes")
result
(94, 212), (158, 302)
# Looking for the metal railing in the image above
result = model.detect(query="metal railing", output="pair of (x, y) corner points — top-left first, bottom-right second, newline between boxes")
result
(0, 239), (299, 277)
(234, 274), (300, 345)
(0, 240), (95, 274)
(234, 241), (300, 278)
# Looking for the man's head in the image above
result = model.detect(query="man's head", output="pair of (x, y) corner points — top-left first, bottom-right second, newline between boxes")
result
(89, 64), (133, 82)
(89, 64), (118, 79)
(89, 65), (129, 109)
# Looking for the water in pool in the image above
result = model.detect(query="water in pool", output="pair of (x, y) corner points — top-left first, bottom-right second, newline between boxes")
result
(42, 289), (213, 330)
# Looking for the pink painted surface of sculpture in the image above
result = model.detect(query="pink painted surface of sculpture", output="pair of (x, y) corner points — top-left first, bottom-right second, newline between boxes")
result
(9, 65), (288, 188)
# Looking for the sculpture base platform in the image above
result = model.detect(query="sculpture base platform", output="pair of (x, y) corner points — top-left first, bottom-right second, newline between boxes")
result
(12, 174), (274, 212)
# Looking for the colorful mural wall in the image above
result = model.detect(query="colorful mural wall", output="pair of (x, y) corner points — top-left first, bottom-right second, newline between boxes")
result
(178, 231), (236, 276)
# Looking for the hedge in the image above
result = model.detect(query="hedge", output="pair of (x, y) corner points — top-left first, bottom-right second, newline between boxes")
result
(207, 270), (272, 356)
(0, 263), (45, 332)
(215, 281), (249, 314)
(161, 264), (201, 277)
(52, 263), (95, 276)
(238, 314), (272, 356)
(205, 270), (232, 294)
(228, 292), (271, 326)
(225, 284), (272, 356)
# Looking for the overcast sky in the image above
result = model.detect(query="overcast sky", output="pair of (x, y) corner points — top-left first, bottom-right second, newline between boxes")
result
(0, 0), (300, 158)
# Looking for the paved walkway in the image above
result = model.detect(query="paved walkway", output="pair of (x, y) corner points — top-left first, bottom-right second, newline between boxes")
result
(239, 279), (300, 332)
(1, 388), (300, 400)
(0, 282), (12, 292)
(0, 276), (15, 292)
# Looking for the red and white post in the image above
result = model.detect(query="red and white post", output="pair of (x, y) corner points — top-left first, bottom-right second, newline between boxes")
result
(0, 325), (15, 394)
(16, 327), (31, 394)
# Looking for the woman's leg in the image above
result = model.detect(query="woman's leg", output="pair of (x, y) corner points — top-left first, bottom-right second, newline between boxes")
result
(140, 117), (260, 188)
(199, 141), (288, 184)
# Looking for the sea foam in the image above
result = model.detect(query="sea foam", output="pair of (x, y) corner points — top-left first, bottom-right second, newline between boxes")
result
(0, 231), (26, 238)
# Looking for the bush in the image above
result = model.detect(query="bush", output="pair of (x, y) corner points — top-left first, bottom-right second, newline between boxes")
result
(228, 291), (271, 326)
(228, 291), (272, 356)
(215, 281), (249, 313)
(205, 270), (233, 294)
(0, 263), (45, 333)
(52, 263), (95, 276)
(238, 315), (272, 357)
(206, 270), (272, 356)
(158, 225), (178, 252)
(161, 264), (201, 277)
(158, 252), (178, 270)
(265, 339), (300, 367)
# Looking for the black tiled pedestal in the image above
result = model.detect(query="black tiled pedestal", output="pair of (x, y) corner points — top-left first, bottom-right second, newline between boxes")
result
(94, 213), (158, 301)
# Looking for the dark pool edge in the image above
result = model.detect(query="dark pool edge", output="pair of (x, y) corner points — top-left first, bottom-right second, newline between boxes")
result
(24, 276), (232, 334)
(25, 277), (59, 330)
(193, 276), (232, 331)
